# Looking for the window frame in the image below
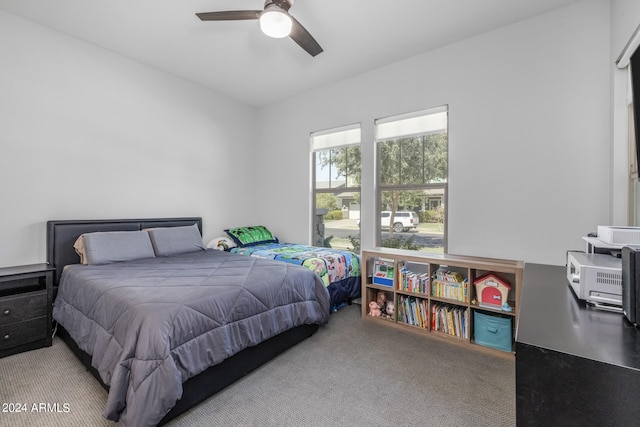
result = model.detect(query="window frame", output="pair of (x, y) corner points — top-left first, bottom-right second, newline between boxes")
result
(310, 124), (362, 248)
(374, 106), (449, 252)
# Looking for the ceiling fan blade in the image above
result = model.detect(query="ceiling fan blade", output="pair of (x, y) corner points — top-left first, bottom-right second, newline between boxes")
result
(289, 16), (323, 57)
(196, 11), (261, 21)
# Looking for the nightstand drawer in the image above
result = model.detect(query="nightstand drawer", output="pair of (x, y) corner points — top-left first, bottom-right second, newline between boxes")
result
(0, 316), (47, 351)
(0, 290), (47, 326)
(0, 265), (53, 358)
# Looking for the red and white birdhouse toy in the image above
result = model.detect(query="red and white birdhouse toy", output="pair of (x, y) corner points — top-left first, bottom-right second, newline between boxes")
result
(473, 273), (511, 311)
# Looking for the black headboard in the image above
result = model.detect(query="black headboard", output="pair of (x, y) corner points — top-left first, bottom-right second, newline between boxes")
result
(46, 217), (203, 285)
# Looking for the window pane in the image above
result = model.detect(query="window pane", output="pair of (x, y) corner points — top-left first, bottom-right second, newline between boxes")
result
(315, 152), (330, 189)
(424, 132), (448, 183)
(315, 148), (354, 189)
(400, 137), (424, 185)
(346, 146), (361, 187)
(379, 140), (400, 185)
(379, 188), (446, 253)
(326, 148), (344, 189)
(313, 193), (360, 251)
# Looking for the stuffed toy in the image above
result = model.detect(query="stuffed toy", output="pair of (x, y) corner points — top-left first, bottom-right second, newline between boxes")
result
(207, 236), (236, 251)
(368, 301), (382, 317)
(376, 291), (387, 307)
(377, 291), (387, 315)
(385, 300), (395, 319)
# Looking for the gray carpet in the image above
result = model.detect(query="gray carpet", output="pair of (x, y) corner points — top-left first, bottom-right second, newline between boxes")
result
(0, 304), (515, 426)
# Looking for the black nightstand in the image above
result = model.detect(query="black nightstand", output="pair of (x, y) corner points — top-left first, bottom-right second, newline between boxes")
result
(0, 264), (54, 358)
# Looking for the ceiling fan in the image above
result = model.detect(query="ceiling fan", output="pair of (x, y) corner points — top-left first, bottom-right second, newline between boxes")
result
(196, 0), (323, 57)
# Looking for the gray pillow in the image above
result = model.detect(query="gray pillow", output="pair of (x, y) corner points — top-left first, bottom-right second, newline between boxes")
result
(81, 230), (156, 265)
(146, 224), (205, 257)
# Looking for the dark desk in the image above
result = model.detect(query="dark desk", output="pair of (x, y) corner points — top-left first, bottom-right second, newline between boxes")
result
(516, 263), (640, 426)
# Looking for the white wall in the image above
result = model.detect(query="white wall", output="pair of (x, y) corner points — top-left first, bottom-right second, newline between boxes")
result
(255, 0), (611, 266)
(0, 11), (257, 268)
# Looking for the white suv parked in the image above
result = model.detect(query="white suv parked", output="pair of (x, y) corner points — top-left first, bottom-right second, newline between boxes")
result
(381, 211), (419, 233)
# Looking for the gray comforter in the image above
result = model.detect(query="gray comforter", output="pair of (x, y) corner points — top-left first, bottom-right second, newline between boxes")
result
(52, 249), (331, 427)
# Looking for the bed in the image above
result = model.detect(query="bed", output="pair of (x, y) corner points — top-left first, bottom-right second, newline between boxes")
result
(214, 225), (361, 311)
(47, 218), (331, 427)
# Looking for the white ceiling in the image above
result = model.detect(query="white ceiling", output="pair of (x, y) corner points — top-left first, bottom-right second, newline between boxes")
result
(0, 0), (581, 106)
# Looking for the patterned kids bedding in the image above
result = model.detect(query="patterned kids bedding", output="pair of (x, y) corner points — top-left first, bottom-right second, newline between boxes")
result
(230, 243), (361, 310)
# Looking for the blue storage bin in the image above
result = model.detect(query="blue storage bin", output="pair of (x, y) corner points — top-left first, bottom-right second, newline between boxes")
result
(474, 311), (512, 352)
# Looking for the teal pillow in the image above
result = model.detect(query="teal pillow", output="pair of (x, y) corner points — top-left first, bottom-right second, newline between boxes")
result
(225, 226), (278, 247)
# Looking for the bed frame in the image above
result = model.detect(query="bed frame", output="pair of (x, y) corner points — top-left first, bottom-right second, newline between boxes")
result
(46, 218), (319, 425)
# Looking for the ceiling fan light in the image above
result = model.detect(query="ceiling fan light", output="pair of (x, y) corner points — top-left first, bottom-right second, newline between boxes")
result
(259, 9), (292, 38)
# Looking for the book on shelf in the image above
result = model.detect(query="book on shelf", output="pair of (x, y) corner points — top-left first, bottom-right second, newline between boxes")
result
(398, 294), (428, 328)
(398, 263), (430, 293)
(431, 268), (468, 302)
(431, 302), (468, 339)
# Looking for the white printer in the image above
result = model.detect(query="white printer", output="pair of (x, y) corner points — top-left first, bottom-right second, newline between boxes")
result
(566, 251), (622, 311)
(565, 226), (640, 311)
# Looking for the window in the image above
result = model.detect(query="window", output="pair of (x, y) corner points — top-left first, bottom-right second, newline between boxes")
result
(311, 124), (361, 251)
(375, 106), (448, 252)
(620, 25), (640, 225)
(630, 102), (640, 225)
